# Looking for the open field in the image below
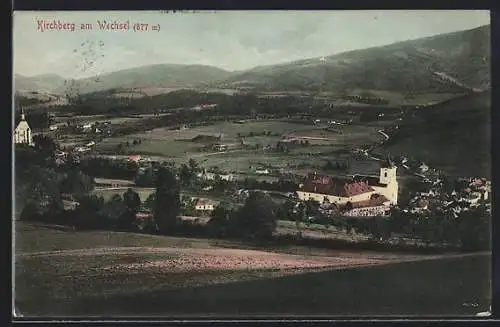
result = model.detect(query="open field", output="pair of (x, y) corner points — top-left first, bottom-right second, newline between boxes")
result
(94, 120), (384, 156)
(14, 222), (490, 317)
(93, 119), (386, 175)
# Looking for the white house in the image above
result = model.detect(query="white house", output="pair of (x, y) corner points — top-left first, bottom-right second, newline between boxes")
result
(344, 204), (390, 217)
(195, 198), (219, 212)
(255, 168), (270, 175)
(196, 171), (234, 182)
(82, 123), (93, 130)
(14, 110), (33, 146)
(419, 163), (429, 173)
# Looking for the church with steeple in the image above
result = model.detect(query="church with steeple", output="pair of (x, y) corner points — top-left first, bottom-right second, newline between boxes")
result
(14, 109), (33, 146)
(296, 155), (399, 208)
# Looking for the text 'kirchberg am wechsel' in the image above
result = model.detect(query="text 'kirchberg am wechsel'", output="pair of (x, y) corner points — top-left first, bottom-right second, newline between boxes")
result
(36, 20), (161, 32)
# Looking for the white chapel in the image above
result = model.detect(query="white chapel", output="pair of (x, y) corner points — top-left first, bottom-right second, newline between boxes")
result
(14, 109), (33, 146)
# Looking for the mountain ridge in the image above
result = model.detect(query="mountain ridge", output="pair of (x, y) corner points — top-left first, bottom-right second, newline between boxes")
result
(14, 25), (490, 95)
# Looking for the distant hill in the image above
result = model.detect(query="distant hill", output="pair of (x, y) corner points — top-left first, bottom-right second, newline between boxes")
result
(14, 25), (490, 96)
(15, 74), (67, 93)
(217, 25), (490, 93)
(15, 64), (235, 95)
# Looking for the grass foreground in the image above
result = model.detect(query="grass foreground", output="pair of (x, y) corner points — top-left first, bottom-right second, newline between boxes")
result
(14, 222), (491, 318)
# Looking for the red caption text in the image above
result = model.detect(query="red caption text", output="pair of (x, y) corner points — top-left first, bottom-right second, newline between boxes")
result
(36, 20), (161, 32)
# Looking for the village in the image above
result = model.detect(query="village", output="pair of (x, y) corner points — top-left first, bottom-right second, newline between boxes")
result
(14, 108), (491, 234)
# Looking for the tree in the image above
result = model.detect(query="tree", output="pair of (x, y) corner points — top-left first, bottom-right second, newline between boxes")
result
(143, 192), (156, 211)
(122, 188), (141, 230)
(19, 201), (41, 222)
(213, 175), (226, 193)
(231, 192), (277, 239)
(370, 216), (392, 241)
(181, 195), (196, 216)
(98, 195), (127, 229)
(344, 201), (353, 212)
(60, 169), (95, 197)
(21, 166), (61, 207)
(33, 134), (58, 158)
(179, 164), (193, 187)
(154, 166), (181, 234)
(135, 166), (156, 187)
(73, 195), (105, 229)
(188, 158), (199, 174)
(295, 201), (306, 238)
(458, 206), (490, 251)
(207, 203), (233, 237)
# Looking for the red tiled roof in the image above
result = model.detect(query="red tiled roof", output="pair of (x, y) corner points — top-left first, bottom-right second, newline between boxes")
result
(301, 173), (374, 197)
(353, 175), (387, 187)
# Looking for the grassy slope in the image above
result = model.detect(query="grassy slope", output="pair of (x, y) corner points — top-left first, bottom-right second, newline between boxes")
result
(14, 222), (226, 254)
(18, 253), (490, 317)
(16, 65), (235, 94)
(379, 91), (491, 177)
(14, 223), (491, 317)
(220, 25), (490, 93)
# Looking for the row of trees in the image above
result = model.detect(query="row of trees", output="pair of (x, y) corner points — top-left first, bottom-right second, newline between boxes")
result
(274, 197), (490, 251)
(16, 141), (97, 222)
(38, 90), (318, 119)
(79, 157), (139, 180)
(208, 193), (278, 239)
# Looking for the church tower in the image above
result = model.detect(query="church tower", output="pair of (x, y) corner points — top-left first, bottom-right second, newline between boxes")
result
(379, 156), (398, 205)
(14, 107), (33, 146)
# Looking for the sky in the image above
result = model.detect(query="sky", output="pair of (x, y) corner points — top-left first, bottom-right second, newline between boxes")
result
(13, 10), (490, 79)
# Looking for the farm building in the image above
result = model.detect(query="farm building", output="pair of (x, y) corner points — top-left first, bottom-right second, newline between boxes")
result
(343, 194), (391, 217)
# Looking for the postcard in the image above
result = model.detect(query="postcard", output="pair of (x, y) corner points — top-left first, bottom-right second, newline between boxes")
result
(13, 10), (492, 318)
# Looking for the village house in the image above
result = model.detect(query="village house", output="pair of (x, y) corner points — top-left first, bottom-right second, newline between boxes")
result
(343, 194), (392, 217)
(460, 192), (482, 205)
(213, 144), (228, 152)
(255, 168), (270, 175)
(81, 122), (93, 131)
(196, 171), (234, 182)
(194, 198), (219, 212)
(14, 110), (34, 146)
(74, 146), (91, 153)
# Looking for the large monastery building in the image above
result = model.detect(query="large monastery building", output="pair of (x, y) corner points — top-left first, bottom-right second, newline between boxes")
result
(296, 158), (399, 214)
